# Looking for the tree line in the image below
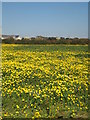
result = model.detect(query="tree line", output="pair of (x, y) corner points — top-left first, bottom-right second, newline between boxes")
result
(2, 37), (89, 45)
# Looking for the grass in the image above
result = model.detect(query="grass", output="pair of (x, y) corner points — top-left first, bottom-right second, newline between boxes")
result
(2, 44), (89, 119)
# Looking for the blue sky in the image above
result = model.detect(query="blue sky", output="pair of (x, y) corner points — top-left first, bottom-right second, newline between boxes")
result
(2, 0), (90, 2)
(2, 2), (88, 38)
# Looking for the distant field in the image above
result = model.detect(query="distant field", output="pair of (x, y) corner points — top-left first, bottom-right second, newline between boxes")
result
(2, 44), (89, 118)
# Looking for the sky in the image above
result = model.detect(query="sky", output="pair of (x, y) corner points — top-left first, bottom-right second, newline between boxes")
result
(2, 2), (88, 38)
(1, 0), (90, 2)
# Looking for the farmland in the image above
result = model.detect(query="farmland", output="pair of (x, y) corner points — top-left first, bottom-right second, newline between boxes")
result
(2, 44), (89, 118)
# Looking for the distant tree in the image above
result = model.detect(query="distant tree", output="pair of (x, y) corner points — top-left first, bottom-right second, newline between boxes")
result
(66, 38), (70, 40)
(2, 37), (15, 44)
(74, 37), (79, 39)
(60, 37), (65, 40)
(31, 37), (35, 40)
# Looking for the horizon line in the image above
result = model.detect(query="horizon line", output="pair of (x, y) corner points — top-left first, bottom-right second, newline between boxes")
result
(1, 34), (88, 39)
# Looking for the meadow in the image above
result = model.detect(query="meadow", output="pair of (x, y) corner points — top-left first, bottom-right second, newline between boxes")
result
(2, 44), (89, 119)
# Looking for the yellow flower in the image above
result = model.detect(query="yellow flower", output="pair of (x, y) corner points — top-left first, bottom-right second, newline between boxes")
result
(16, 111), (19, 114)
(31, 104), (33, 107)
(85, 106), (88, 109)
(34, 106), (36, 108)
(22, 99), (25, 102)
(34, 111), (41, 118)
(16, 105), (19, 109)
(4, 113), (8, 116)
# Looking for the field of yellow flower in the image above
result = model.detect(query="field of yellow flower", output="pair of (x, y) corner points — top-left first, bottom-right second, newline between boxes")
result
(2, 44), (89, 118)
